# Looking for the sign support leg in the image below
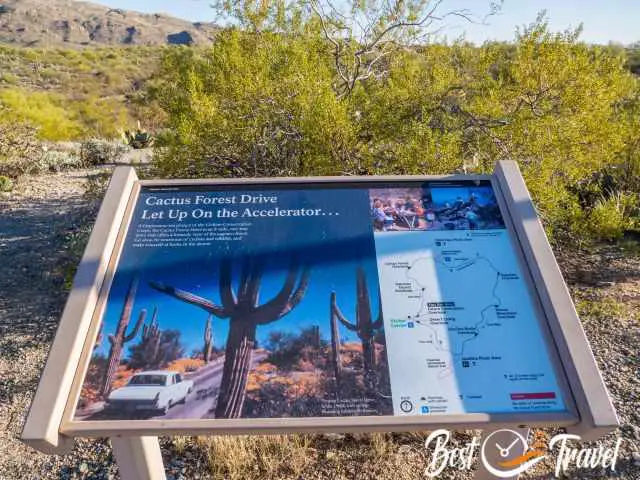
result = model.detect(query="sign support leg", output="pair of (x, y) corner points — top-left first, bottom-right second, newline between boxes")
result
(111, 436), (166, 480)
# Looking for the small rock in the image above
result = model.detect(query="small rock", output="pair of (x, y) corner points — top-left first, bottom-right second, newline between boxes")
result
(397, 445), (413, 455)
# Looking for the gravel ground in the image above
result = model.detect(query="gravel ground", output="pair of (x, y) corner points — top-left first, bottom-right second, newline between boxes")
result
(0, 169), (113, 480)
(0, 169), (638, 479)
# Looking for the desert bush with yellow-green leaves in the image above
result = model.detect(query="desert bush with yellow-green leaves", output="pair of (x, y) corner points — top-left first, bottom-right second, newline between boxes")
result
(0, 45), (164, 139)
(150, 23), (639, 244)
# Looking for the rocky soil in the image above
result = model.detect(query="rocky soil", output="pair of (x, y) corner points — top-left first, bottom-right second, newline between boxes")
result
(0, 168), (109, 479)
(0, 168), (638, 479)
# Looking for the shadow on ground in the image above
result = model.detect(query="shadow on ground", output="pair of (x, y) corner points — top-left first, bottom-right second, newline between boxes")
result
(0, 182), (100, 400)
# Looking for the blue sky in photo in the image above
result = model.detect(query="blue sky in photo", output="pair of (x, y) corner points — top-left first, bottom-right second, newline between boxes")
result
(89, 0), (639, 45)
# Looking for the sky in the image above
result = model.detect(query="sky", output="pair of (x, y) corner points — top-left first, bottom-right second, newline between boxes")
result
(90, 0), (639, 45)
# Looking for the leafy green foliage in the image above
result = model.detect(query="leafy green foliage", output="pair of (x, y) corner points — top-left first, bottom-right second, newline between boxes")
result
(0, 88), (84, 140)
(152, 22), (639, 243)
(210, 0), (501, 98)
(151, 32), (355, 178)
(585, 193), (639, 241)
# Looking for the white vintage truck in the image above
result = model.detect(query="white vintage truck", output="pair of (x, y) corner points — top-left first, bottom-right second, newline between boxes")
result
(106, 371), (194, 415)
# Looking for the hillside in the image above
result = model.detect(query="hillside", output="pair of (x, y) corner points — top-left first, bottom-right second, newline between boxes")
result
(0, 0), (218, 47)
(0, 43), (164, 139)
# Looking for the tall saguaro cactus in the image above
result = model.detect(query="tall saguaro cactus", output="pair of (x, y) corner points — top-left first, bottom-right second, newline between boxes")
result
(140, 307), (162, 368)
(102, 277), (146, 397)
(203, 314), (213, 363)
(329, 292), (343, 388)
(331, 267), (383, 390)
(151, 256), (310, 418)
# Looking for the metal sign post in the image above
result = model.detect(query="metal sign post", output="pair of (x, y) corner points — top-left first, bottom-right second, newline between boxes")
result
(21, 162), (617, 479)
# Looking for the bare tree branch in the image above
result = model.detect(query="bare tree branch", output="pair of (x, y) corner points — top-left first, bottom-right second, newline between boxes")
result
(211, 0), (502, 98)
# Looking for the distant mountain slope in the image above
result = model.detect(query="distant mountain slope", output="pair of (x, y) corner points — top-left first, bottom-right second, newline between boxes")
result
(0, 0), (218, 47)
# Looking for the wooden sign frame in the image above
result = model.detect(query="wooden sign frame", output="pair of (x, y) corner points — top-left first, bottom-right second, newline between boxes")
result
(22, 162), (618, 463)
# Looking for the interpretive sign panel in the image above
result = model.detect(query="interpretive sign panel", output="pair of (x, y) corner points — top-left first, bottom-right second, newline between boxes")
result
(73, 179), (566, 422)
(23, 163), (618, 456)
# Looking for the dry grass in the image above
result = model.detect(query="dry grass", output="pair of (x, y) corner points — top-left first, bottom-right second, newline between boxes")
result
(155, 430), (482, 480)
(198, 435), (311, 480)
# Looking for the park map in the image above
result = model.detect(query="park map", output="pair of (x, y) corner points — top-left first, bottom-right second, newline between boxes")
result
(375, 227), (567, 416)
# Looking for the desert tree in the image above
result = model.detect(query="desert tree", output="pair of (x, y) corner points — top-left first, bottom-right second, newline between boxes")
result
(154, 330), (186, 366)
(210, 0), (502, 97)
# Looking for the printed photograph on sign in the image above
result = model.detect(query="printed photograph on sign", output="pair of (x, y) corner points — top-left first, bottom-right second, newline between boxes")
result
(75, 186), (393, 421)
(370, 184), (505, 232)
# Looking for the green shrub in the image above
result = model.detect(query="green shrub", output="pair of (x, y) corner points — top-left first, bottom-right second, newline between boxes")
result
(151, 24), (639, 246)
(71, 96), (131, 139)
(80, 139), (130, 165)
(151, 32), (355, 178)
(40, 150), (84, 172)
(0, 88), (84, 140)
(0, 123), (43, 177)
(0, 175), (14, 192)
(586, 193), (640, 241)
(0, 72), (18, 84)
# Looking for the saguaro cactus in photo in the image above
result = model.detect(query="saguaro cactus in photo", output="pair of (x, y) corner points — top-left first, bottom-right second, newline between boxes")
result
(203, 314), (213, 363)
(311, 325), (321, 349)
(329, 292), (343, 388)
(331, 267), (383, 389)
(101, 277), (146, 397)
(150, 256), (310, 418)
(140, 307), (162, 368)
